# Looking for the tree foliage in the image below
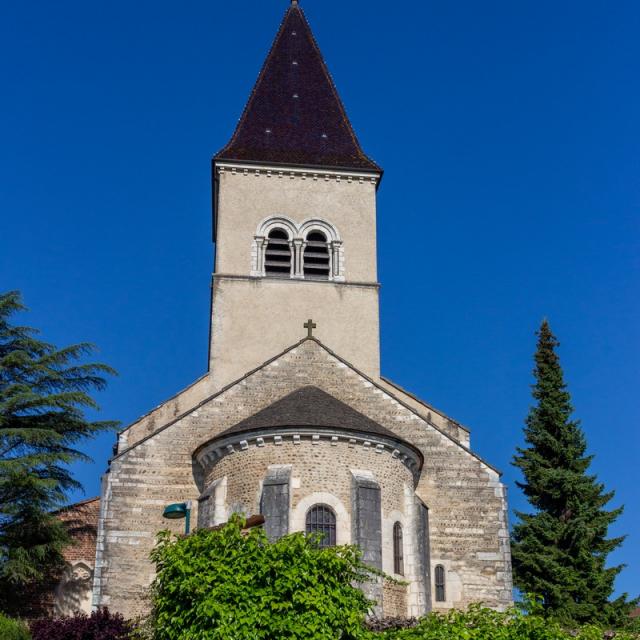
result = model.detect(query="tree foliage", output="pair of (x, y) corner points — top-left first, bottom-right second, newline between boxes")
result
(511, 320), (637, 626)
(0, 290), (117, 613)
(149, 515), (378, 640)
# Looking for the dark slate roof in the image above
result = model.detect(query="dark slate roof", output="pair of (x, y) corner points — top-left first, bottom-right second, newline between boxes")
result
(214, 4), (380, 173)
(217, 386), (397, 440)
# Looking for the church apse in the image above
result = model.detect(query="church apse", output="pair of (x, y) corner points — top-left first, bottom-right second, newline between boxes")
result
(192, 386), (429, 617)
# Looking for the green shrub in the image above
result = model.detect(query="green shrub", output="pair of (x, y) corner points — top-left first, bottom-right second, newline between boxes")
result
(150, 515), (378, 640)
(146, 516), (639, 640)
(0, 613), (31, 640)
(380, 604), (640, 640)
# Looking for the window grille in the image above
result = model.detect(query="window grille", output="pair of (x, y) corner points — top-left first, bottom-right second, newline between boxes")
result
(264, 228), (291, 276)
(435, 565), (446, 602)
(305, 504), (336, 547)
(303, 231), (330, 279)
(393, 522), (404, 575)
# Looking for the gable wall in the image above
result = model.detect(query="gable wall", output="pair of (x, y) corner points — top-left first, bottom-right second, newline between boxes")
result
(96, 340), (511, 618)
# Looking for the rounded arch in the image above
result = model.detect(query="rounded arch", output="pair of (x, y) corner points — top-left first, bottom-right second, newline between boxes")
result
(291, 492), (350, 545)
(305, 503), (337, 547)
(298, 218), (341, 242)
(434, 564), (446, 602)
(393, 521), (404, 575)
(251, 216), (344, 280)
(253, 216), (296, 277)
(256, 215), (297, 240)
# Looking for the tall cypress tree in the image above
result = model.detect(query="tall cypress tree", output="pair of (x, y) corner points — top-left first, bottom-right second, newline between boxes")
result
(512, 320), (637, 626)
(0, 291), (118, 614)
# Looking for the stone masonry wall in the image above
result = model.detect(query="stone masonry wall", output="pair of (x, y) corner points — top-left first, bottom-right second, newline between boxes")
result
(199, 436), (419, 616)
(201, 439), (414, 523)
(383, 582), (409, 619)
(95, 339), (512, 618)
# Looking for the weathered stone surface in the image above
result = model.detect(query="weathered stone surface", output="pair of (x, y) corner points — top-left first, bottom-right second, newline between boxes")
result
(94, 340), (512, 619)
(261, 466), (291, 542)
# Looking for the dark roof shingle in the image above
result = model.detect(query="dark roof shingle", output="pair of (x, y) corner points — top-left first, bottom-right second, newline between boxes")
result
(214, 5), (380, 172)
(217, 386), (398, 440)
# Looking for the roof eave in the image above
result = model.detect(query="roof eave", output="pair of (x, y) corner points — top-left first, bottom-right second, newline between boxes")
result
(211, 156), (383, 243)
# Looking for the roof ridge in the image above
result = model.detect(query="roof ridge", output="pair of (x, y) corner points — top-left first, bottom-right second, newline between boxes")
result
(52, 496), (100, 514)
(214, 6), (292, 160)
(214, 5), (381, 172)
(294, 6), (379, 170)
(380, 375), (471, 434)
(111, 337), (311, 461)
(203, 384), (414, 447)
(305, 338), (502, 475)
(113, 336), (501, 476)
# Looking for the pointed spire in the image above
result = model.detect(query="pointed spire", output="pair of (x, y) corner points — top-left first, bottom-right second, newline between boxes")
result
(215, 4), (380, 173)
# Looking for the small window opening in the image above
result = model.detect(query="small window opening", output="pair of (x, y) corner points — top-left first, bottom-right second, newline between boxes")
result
(435, 565), (446, 602)
(265, 229), (291, 277)
(393, 522), (404, 575)
(305, 504), (336, 548)
(303, 231), (330, 279)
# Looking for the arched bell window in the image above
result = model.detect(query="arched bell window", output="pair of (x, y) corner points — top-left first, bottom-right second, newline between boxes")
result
(303, 230), (330, 279)
(393, 522), (404, 575)
(435, 564), (446, 602)
(305, 504), (336, 548)
(264, 228), (292, 277)
(253, 218), (343, 280)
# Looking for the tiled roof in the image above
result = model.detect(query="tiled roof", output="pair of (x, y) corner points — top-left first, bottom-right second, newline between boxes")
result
(216, 386), (397, 440)
(214, 3), (380, 172)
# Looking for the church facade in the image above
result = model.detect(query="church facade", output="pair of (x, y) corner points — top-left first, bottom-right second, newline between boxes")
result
(91, 2), (513, 619)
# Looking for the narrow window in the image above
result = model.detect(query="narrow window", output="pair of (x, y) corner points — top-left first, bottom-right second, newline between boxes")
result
(393, 522), (404, 575)
(435, 564), (446, 602)
(303, 231), (330, 279)
(264, 228), (291, 277)
(305, 504), (336, 548)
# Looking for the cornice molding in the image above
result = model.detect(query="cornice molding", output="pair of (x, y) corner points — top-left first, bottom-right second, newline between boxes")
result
(212, 273), (379, 289)
(194, 426), (423, 475)
(215, 161), (380, 186)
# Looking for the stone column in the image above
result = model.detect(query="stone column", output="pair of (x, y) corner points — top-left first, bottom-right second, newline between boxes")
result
(254, 236), (266, 276)
(293, 239), (305, 278)
(331, 240), (343, 279)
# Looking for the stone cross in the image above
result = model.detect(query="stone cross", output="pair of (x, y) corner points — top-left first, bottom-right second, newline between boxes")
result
(304, 319), (317, 338)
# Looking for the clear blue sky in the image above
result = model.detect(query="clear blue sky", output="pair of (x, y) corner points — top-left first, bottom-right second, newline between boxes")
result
(1, 0), (638, 598)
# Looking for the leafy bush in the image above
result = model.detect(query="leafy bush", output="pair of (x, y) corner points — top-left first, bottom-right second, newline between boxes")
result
(150, 515), (378, 640)
(30, 607), (131, 640)
(379, 604), (640, 640)
(0, 613), (31, 640)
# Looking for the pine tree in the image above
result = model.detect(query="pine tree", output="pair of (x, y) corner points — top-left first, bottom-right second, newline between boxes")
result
(512, 320), (637, 626)
(0, 291), (118, 614)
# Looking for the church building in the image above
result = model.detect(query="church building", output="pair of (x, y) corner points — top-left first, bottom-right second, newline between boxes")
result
(89, 1), (513, 619)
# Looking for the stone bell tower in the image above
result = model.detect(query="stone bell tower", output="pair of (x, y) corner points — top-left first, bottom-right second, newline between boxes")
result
(209, 1), (383, 390)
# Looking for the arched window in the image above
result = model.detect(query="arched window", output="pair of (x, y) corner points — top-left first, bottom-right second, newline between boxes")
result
(435, 565), (446, 602)
(305, 504), (336, 548)
(264, 228), (291, 277)
(393, 522), (404, 575)
(303, 231), (330, 279)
